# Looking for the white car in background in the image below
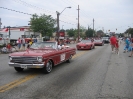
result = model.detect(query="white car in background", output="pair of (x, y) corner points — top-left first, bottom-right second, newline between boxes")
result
(102, 37), (110, 43)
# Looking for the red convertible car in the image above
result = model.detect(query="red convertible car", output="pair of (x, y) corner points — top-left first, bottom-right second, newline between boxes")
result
(94, 39), (104, 46)
(76, 40), (95, 50)
(8, 41), (76, 73)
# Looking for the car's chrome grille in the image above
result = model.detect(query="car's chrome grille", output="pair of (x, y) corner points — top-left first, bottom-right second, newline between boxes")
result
(11, 57), (38, 64)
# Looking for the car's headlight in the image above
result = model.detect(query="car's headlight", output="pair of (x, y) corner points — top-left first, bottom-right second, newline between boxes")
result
(37, 57), (43, 62)
(9, 56), (12, 61)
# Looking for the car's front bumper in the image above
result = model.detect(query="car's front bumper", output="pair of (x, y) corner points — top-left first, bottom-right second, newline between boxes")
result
(77, 46), (91, 50)
(8, 62), (44, 68)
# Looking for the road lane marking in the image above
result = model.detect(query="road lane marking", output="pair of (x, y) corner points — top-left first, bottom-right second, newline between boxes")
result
(73, 51), (87, 59)
(0, 51), (88, 93)
(0, 74), (37, 92)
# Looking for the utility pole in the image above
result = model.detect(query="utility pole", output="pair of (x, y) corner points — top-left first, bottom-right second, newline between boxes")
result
(56, 12), (60, 40)
(93, 18), (94, 37)
(8, 26), (11, 38)
(56, 7), (71, 40)
(0, 18), (2, 29)
(77, 5), (80, 42)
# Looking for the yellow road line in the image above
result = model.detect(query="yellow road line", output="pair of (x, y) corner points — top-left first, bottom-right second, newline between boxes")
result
(73, 51), (87, 59)
(0, 74), (37, 92)
(0, 51), (88, 93)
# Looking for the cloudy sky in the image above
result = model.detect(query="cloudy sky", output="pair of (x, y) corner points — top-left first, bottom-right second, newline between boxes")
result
(0, 0), (133, 33)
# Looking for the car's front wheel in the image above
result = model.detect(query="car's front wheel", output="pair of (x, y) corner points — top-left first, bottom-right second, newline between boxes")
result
(66, 55), (72, 63)
(14, 67), (24, 72)
(43, 60), (53, 74)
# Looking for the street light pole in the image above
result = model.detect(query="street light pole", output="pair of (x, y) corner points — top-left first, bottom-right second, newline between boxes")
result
(93, 18), (94, 37)
(77, 5), (80, 42)
(56, 6), (71, 40)
(56, 11), (60, 40)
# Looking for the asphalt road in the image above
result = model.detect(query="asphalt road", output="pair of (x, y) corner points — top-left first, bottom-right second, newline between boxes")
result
(0, 42), (133, 99)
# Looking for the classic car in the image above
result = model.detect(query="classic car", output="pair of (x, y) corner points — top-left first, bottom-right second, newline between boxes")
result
(8, 41), (76, 73)
(94, 39), (104, 46)
(76, 40), (95, 50)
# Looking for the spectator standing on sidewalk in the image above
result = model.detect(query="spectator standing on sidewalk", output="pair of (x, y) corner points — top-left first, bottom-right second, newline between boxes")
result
(21, 37), (26, 50)
(6, 43), (12, 53)
(110, 34), (117, 53)
(129, 38), (133, 57)
(17, 37), (21, 51)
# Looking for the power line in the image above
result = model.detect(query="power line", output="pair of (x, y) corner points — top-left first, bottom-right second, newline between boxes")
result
(12, 0), (56, 15)
(0, 6), (32, 15)
(0, 6), (76, 26)
(12, 0), (78, 25)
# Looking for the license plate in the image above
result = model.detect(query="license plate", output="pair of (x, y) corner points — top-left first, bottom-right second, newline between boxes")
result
(20, 65), (27, 68)
(81, 47), (84, 48)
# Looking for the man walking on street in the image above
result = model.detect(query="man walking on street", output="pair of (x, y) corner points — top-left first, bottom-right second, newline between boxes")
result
(110, 34), (117, 53)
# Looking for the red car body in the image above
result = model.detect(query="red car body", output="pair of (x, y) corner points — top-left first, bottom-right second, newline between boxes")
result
(94, 39), (104, 46)
(76, 40), (95, 50)
(8, 41), (76, 73)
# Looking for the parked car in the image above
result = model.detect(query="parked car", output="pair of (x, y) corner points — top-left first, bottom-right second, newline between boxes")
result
(102, 37), (110, 43)
(94, 39), (104, 46)
(8, 41), (76, 74)
(76, 40), (95, 50)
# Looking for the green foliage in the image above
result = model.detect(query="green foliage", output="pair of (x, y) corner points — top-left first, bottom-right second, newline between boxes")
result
(96, 30), (104, 37)
(30, 13), (56, 37)
(0, 44), (6, 48)
(125, 28), (133, 34)
(66, 29), (76, 37)
(85, 28), (94, 37)
(118, 33), (124, 37)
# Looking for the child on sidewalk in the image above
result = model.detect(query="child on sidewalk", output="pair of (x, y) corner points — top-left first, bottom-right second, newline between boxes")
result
(123, 38), (130, 53)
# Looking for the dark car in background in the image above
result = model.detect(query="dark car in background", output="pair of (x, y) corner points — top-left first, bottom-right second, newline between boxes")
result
(102, 37), (110, 43)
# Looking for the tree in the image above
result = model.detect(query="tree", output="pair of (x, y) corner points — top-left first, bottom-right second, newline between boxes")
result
(96, 30), (104, 37)
(128, 28), (133, 37)
(30, 14), (56, 37)
(66, 28), (75, 37)
(85, 28), (94, 37)
(125, 28), (133, 37)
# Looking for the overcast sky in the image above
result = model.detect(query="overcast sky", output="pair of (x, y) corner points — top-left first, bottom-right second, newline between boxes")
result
(0, 0), (133, 33)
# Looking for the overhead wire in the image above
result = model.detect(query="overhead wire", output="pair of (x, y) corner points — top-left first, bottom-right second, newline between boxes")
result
(12, 0), (77, 27)
(0, 6), (32, 15)
(0, 6), (76, 26)
(60, 0), (91, 28)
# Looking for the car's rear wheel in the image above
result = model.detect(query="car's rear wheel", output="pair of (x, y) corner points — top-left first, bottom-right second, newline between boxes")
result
(43, 60), (53, 74)
(66, 55), (72, 63)
(14, 67), (24, 72)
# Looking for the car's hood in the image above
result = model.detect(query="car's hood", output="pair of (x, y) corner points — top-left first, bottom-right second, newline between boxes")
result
(102, 38), (109, 40)
(78, 42), (91, 45)
(95, 42), (102, 43)
(9, 49), (56, 56)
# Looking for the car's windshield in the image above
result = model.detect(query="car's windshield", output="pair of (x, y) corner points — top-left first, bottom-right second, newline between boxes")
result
(30, 42), (56, 49)
(102, 37), (109, 39)
(81, 40), (91, 43)
(95, 40), (102, 42)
